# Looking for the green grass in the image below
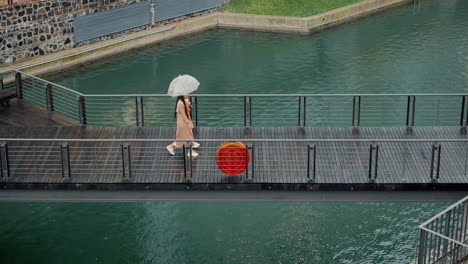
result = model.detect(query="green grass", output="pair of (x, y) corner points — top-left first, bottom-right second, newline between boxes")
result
(221, 0), (365, 17)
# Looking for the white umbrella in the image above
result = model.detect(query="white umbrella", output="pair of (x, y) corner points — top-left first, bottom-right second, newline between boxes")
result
(167, 75), (200, 97)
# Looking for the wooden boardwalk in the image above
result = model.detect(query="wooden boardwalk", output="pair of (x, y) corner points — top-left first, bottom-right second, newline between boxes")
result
(1, 99), (468, 190)
(1, 126), (467, 190)
(0, 99), (79, 127)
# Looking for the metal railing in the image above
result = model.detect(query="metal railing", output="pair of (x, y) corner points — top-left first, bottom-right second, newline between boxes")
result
(1, 138), (468, 184)
(3, 70), (468, 128)
(417, 196), (468, 264)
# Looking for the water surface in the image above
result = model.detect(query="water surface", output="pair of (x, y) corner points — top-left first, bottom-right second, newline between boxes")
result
(47, 0), (467, 95)
(0, 202), (449, 264)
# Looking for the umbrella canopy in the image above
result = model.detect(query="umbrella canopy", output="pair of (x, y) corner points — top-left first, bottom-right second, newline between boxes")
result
(167, 75), (200, 97)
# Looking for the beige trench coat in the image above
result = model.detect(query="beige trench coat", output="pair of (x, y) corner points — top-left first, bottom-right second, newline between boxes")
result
(175, 99), (194, 147)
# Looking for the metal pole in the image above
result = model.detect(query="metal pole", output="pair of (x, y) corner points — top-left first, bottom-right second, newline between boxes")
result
(298, 96), (301, 127)
(135, 96), (144, 127)
(0, 74), (4, 92)
(368, 144), (374, 182)
(60, 143), (71, 182)
(0, 142), (10, 180)
(121, 143), (131, 181)
(245, 143), (249, 180)
(195, 97), (198, 127)
(251, 144), (254, 180)
(249, 96), (252, 127)
(307, 144), (316, 182)
(189, 144), (193, 183)
(411, 96), (416, 127)
(303, 96), (307, 127)
(182, 144), (187, 180)
(406, 96), (416, 127)
(406, 96), (411, 126)
(430, 143), (441, 182)
(135, 97), (139, 127)
(78, 96), (87, 127)
(245, 144), (254, 181)
(352, 96), (361, 127)
(417, 229), (426, 264)
(375, 144), (379, 180)
(46, 83), (54, 112)
(15, 71), (23, 99)
(460, 96), (467, 128)
(140, 96), (144, 127)
(244, 96), (247, 127)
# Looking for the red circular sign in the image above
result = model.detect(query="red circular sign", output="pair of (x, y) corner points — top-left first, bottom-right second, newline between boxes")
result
(216, 141), (250, 175)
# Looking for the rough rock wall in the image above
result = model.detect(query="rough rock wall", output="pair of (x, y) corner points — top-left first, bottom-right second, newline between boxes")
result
(0, 0), (145, 64)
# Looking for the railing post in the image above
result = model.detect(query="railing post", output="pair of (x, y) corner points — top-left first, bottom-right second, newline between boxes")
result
(135, 96), (144, 128)
(298, 96), (302, 127)
(183, 143), (192, 183)
(417, 229), (426, 264)
(121, 143), (131, 182)
(352, 96), (361, 128)
(245, 143), (254, 182)
(190, 96), (197, 128)
(442, 211), (451, 257)
(78, 96), (87, 127)
(406, 96), (416, 128)
(298, 96), (306, 128)
(244, 96), (252, 128)
(249, 97), (252, 127)
(460, 96), (467, 130)
(0, 74), (4, 92)
(368, 144), (379, 183)
(307, 144), (316, 183)
(15, 71), (23, 99)
(60, 143), (71, 182)
(430, 143), (441, 183)
(303, 96), (307, 127)
(0, 142), (10, 181)
(45, 83), (54, 112)
(195, 97), (198, 127)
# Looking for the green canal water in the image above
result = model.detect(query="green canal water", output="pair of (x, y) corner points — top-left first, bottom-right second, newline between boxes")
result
(0, 202), (449, 264)
(47, 0), (467, 95)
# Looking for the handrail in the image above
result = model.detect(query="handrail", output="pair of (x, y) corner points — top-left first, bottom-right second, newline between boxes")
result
(84, 93), (468, 97)
(4, 68), (467, 98)
(419, 226), (468, 248)
(17, 70), (85, 96)
(2, 138), (468, 142)
(418, 195), (468, 228)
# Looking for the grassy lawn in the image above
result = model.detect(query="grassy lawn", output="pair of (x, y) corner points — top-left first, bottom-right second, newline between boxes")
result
(221, 0), (365, 17)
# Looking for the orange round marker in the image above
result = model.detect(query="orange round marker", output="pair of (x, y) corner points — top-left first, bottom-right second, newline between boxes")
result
(215, 141), (250, 175)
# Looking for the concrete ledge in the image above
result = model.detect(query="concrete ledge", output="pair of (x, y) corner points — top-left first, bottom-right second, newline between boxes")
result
(218, 0), (411, 33)
(0, 0), (411, 78)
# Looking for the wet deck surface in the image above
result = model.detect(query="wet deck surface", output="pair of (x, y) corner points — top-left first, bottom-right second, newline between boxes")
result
(0, 99), (79, 127)
(1, 126), (467, 189)
(1, 99), (467, 190)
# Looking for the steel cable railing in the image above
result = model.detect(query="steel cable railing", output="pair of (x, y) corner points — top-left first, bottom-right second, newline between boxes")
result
(1, 138), (468, 185)
(3, 70), (468, 128)
(417, 196), (468, 264)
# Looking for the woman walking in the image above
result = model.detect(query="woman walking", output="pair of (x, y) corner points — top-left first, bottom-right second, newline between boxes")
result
(166, 95), (200, 157)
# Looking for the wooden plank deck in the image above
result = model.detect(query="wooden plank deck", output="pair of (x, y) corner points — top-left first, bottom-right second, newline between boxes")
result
(1, 126), (467, 190)
(1, 98), (467, 190)
(0, 99), (79, 127)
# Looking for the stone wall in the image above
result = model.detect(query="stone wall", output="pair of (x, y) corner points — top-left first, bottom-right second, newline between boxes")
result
(0, 0), (146, 64)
